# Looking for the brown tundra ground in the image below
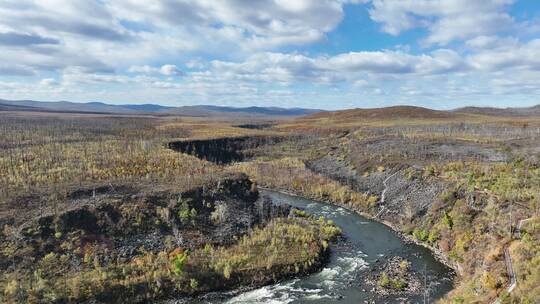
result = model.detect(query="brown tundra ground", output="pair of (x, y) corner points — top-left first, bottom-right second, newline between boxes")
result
(1, 106), (539, 303)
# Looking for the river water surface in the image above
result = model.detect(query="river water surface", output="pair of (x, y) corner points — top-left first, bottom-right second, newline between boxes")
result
(216, 190), (454, 304)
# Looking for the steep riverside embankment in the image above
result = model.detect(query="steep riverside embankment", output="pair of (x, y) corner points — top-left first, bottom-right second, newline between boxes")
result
(304, 150), (537, 302)
(6, 174), (271, 269)
(306, 156), (446, 223)
(4, 173), (337, 303)
(168, 135), (287, 164)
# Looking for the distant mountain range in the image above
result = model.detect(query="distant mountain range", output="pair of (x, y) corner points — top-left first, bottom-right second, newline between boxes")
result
(0, 99), (323, 117)
(2, 99), (539, 119)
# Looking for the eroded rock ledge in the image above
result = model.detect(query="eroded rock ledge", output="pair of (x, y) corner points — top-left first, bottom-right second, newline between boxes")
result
(168, 136), (287, 164)
(1, 172), (339, 303)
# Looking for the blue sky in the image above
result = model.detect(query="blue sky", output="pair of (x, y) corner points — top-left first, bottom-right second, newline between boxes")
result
(1, 0), (540, 110)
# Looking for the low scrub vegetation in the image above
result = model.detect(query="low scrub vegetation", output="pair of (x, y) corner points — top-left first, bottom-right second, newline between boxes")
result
(0, 115), (224, 202)
(229, 157), (378, 210)
(233, 118), (540, 303)
(1, 217), (339, 303)
(0, 114), (339, 303)
(2, 109), (540, 303)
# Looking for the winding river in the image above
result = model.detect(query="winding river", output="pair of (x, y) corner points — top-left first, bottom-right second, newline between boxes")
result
(217, 190), (454, 304)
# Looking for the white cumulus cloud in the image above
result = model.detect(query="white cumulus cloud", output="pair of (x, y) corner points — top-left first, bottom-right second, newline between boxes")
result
(368, 0), (515, 45)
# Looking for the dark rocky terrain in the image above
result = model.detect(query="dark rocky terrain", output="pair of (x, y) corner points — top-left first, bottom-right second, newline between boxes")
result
(304, 130), (515, 225)
(1, 171), (339, 303)
(168, 135), (288, 164)
(1, 174), (276, 275)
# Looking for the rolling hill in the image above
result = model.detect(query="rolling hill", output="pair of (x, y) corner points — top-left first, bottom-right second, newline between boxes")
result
(455, 105), (540, 117)
(301, 105), (461, 121)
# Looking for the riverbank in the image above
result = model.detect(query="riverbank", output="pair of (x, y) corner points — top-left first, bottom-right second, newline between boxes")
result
(225, 189), (454, 303)
(237, 154), (531, 302)
(259, 186), (458, 274)
(164, 229), (335, 304)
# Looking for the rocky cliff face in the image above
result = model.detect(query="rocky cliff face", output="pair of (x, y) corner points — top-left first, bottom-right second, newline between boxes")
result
(168, 136), (287, 164)
(306, 155), (445, 221)
(2, 174), (290, 274)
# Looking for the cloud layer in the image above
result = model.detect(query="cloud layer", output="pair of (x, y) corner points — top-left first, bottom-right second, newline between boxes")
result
(0, 0), (539, 109)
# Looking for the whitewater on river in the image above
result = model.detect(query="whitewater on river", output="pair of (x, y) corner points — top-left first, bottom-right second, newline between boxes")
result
(210, 190), (454, 304)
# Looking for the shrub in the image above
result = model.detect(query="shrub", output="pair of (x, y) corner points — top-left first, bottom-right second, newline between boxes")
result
(399, 260), (410, 272)
(178, 199), (191, 223)
(292, 209), (309, 218)
(190, 278), (199, 290)
(223, 263), (232, 279)
(427, 230), (439, 243)
(391, 278), (407, 290)
(412, 229), (429, 241)
(443, 212), (453, 229)
(379, 272), (390, 288)
(171, 250), (188, 276)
